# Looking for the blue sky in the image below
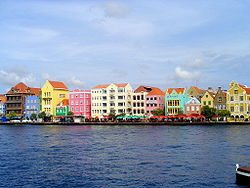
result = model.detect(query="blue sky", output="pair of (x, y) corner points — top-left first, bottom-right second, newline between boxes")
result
(1, 0), (250, 92)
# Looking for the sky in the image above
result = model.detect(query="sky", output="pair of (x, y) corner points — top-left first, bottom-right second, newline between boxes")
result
(1, 0), (250, 92)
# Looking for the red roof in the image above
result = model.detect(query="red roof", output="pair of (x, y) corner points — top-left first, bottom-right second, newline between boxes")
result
(192, 86), (205, 93)
(134, 86), (164, 96)
(57, 99), (69, 106)
(48, 81), (68, 89)
(166, 88), (185, 94)
(0, 95), (6, 103)
(7, 82), (41, 95)
(92, 83), (128, 89)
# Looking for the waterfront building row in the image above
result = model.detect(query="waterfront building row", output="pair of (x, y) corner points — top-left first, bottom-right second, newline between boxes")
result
(1, 80), (250, 121)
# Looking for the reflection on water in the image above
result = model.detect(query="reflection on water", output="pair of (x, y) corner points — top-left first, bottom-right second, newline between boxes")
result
(0, 125), (249, 187)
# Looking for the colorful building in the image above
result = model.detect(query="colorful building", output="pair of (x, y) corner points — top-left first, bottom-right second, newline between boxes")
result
(24, 95), (40, 119)
(227, 81), (250, 121)
(185, 97), (201, 115)
(187, 86), (206, 101)
(0, 95), (7, 116)
(55, 99), (69, 116)
(201, 89), (215, 108)
(69, 89), (91, 117)
(145, 88), (165, 115)
(165, 88), (189, 115)
(6, 82), (40, 117)
(91, 83), (133, 117)
(214, 87), (227, 110)
(41, 81), (69, 116)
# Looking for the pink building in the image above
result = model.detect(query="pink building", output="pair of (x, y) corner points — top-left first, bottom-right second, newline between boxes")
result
(69, 89), (91, 117)
(185, 97), (201, 115)
(146, 88), (165, 115)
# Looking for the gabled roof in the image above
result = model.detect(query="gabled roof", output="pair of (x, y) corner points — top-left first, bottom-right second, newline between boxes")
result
(115, 83), (128, 87)
(48, 81), (68, 90)
(57, 99), (69, 106)
(7, 82), (41, 95)
(147, 88), (165, 96)
(206, 91), (216, 99)
(166, 88), (185, 94)
(191, 86), (205, 93)
(92, 83), (128, 89)
(186, 97), (201, 105)
(30, 88), (41, 96)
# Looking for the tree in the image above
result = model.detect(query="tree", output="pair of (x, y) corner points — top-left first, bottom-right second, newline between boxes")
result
(108, 109), (116, 118)
(151, 108), (164, 116)
(38, 111), (46, 121)
(8, 111), (17, 119)
(201, 106), (216, 120)
(177, 108), (184, 115)
(30, 113), (37, 121)
(67, 111), (74, 116)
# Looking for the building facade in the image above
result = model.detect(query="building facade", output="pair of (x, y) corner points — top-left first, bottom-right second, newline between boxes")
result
(165, 88), (189, 115)
(185, 97), (201, 115)
(41, 81), (69, 116)
(226, 81), (250, 121)
(201, 90), (215, 108)
(69, 89), (91, 117)
(145, 88), (165, 115)
(55, 99), (69, 116)
(214, 87), (227, 110)
(6, 82), (40, 117)
(25, 96), (40, 118)
(91, 83), (133, 117)
(0, 95), (6, 116)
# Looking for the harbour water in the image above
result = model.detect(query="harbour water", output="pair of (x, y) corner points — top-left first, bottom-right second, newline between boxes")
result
(0, 124), (249, 187)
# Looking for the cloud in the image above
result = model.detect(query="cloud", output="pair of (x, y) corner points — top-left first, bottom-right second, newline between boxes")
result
(0, 68), (36, 86)
(186, 59), (205, 69)
(40, 72), (56, 81)
(175, 66), (201, 80)
(65, 76), (86, 89)
(103, 1), (131, 18)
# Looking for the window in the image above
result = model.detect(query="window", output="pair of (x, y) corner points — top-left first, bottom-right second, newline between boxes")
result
(71, 95), (74, 99)
(240, 96), (244, 101)
(80, 94), (83, 98)
(76, 107), (78, 112)
(240, 106), (244, 112)
(154, 97), (157, 100)
(230, 96), (234, 101)
(191, 106), (195, 111)
(80, 100), (83, 105)
(208, 101), (211, 105)
(80, 107), (83, 112)
(187, 106), (190, 111)
(71, 101), (74, 105)
(218, 97), (222, 102)
(230, 106), (234, 112)
(206, 95), (208, 98)
(234, 90), (238, 94)
(59, 94), (65, 98)
(76, 101), (78, 105)
(203, 101), (206, 105)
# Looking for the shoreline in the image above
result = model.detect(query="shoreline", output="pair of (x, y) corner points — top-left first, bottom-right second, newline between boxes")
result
(0, 121), (250, 126)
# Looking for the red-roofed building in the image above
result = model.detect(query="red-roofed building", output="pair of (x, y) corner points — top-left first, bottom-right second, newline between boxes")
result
(187, 86), (206, 101)
(132, 86), (165, 116)
(165, 88), (189, 115)
(41, 80), (68, 116)
(55, 99), (69, 116)
(6, 82), (41, 117)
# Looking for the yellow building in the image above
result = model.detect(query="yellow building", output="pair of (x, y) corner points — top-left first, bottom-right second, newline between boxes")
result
(227, 81), (250, 121)
(41, 81), (69, 116)
(201, 90), (215, 108)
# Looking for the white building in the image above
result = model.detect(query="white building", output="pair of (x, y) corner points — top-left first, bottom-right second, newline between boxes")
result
(91, 83), (133, 117)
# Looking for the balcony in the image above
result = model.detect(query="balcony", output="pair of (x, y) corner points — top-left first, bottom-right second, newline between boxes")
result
(6, 100), (22, 103)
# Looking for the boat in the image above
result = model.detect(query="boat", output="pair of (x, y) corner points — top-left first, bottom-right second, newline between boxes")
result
(236, 164), (250, 185)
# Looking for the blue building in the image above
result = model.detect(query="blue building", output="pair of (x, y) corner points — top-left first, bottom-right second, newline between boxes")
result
(165, 88), (189, 115)
(25, 96), (40, 119)
(0, 95), (6, 116)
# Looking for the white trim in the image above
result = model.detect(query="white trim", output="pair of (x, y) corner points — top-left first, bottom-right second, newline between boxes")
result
(236, 170), (250, 177)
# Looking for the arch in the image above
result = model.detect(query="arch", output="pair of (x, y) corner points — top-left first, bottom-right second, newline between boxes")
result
(240, 115), (244, 120)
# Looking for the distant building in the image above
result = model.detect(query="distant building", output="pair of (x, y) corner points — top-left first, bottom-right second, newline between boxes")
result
(41, 80), (68, 116)
(25, 95), (41, 119)
(91, 83), (133, 117)
(55, 99), (69, 116)
(165, 88), (189, 115)
(187, 86), (206, 101)
(0, 95), (7, 116)
(201, 89), (216, 108)
(227, 81), (250, 121)
(185, 97), (201, 115)
(6, 82), (40, 117)
(214, 87), (227, 110)
(69, 89), (91, 117)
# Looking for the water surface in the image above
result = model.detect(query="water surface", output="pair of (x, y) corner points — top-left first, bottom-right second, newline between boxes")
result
(0, 124), (249, 187)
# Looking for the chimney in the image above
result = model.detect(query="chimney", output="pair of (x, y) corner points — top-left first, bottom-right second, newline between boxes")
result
(207, 87), (213, 92)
